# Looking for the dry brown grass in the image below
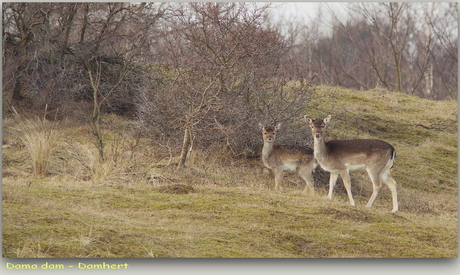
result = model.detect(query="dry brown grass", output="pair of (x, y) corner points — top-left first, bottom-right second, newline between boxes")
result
(10, 108), (58, 177)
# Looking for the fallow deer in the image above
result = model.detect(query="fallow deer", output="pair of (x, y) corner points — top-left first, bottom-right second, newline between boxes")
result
(260, 123), (316, 194)
(304, 115), (398, 212)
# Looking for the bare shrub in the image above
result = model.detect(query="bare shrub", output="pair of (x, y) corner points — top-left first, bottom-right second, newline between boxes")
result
(136, 3), (316, 167)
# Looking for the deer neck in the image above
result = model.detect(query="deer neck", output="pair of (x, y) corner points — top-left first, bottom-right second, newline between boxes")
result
(313, 135), (328, 163)
(262, 141), (274, 167)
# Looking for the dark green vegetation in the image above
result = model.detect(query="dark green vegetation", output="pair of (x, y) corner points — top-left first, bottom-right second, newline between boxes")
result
(2, 88), (458, 258)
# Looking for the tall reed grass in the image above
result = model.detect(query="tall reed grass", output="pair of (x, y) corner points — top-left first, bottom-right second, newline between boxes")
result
(12, 107), (58, 176)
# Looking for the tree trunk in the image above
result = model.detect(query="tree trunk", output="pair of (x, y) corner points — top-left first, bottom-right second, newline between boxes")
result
(90, 103), (104, 162)
(178, 127), (192, 169)
(85, 59), (105, 161)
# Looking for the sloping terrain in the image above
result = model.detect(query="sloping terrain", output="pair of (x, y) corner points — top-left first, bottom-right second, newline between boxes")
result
(2, 87), (457, 258)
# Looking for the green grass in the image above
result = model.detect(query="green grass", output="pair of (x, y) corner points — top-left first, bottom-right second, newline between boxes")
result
(2, 86), (458, 258)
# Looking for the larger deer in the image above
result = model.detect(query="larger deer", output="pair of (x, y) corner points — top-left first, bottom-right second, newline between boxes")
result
(260, 123), (316, 194)
(304, 115), (398, 213)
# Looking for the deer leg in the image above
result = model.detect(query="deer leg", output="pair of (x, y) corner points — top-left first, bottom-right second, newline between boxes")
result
(299, 166), (315, 196)
(365, 169), (382, 208)
(328, 172), (339, 200)
(339, 171), (355, 206)
(274, 169), (284, 192)
(383, 174), (398, 213)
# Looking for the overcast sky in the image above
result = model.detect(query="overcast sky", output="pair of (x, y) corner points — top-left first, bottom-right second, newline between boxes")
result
(264, 2), (348, 36)
(268, 2), (346, 20)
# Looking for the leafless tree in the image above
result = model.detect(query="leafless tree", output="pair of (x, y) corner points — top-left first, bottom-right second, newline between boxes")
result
(307, 2), (457, 99)
(424, 2), (458, 99)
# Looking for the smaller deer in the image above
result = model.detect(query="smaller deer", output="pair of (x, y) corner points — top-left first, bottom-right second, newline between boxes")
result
(260, 123), (316, 194)
(304, 115), (398, 212)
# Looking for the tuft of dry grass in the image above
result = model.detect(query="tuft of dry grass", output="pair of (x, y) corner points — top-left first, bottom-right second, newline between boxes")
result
(11, 107), (58, 177)
(62, 122), (150, 185)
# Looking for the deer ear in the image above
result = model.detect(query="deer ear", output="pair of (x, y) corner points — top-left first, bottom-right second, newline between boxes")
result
(258, 123), (264, 129)
(304, 115), (313, 125)
(275, 123), (281, 130)
(323, 115), (332, 125)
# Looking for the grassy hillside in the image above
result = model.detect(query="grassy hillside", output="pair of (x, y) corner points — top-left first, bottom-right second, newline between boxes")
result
(2, 87), (458, 258)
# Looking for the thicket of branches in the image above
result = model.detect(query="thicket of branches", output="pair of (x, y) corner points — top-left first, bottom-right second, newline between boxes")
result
(136, 3), (315, 164)
(3, 2), (457, 164)
(2, 3), (162, 115)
